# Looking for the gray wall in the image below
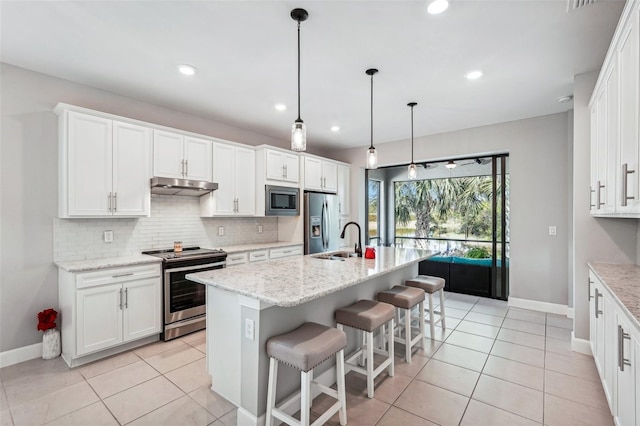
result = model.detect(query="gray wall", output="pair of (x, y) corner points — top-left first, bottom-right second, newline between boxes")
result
(571, 71), (637, 340)
(335, 113), (572, 307)
(0, 63), (304, 353)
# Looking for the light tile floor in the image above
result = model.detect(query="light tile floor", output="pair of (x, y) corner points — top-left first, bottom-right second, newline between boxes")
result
(0, 292), (614, 426)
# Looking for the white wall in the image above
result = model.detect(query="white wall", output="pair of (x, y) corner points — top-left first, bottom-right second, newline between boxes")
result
(0, 63), (298, 353)
(571, 71), (637, 340)
(335, 113), (572, 307)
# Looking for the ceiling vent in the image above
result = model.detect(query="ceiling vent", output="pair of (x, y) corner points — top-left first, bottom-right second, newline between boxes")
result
(567, 0), (597, 12)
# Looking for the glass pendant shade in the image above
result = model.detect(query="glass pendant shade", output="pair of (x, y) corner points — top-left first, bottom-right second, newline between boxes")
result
(367, 147), (378, 169)
(445, 160), (457, 169)
(408, 163), (417, 179)
(291, 120), (306, 152)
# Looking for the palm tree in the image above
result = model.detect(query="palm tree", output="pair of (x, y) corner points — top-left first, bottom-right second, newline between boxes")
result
(395, 176), (492, 240)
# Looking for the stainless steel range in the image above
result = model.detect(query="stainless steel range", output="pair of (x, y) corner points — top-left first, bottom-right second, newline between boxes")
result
(142, 247), (227, 341)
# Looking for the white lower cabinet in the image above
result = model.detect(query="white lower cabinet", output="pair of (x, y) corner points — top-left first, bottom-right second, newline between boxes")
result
(588, 269), (639, 425)
(224, 245), (303, 267)
(616, 312), (639, 426)
(269, 245), (303, 259)
(59, 264), (162, 364)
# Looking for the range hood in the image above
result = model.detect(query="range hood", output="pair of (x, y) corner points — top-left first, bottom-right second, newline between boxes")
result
(150, 177), (218, 196)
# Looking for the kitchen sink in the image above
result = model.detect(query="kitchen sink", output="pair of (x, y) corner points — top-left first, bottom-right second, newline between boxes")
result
(312, 251), (359, 260)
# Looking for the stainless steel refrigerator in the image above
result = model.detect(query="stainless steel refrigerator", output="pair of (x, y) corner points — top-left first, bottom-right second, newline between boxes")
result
(304, 192), (340, 254)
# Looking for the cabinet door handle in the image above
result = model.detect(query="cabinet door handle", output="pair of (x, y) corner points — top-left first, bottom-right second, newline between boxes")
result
(113, 193), (117, 212)
(588, 278), (593, 301)
(119, 288), (123, 310)
(618, 325), (632, 371)
(112, 272), (134, 278)
(181, 160), (185, 176)
(124, 288), (128, 309)
(282, 164), (286, 178)
(185, 160), (188, 177)
(108, 192), (112, 213)
(597, 180), (605, 208)
(595, 289), (603, 318)
(284, 164), (288, 178)
(590, 187), (595, 208)
(621, 163), (635, 207)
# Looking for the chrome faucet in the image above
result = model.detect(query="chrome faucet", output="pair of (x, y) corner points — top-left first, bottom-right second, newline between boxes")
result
(340, 221), (362, 257)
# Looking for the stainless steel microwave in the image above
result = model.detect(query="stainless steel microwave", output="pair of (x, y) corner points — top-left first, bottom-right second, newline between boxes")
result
(265, 185), (299, 216)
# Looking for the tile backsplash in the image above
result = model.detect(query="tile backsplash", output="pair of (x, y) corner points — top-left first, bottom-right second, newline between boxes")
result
(54, 195), (278, 262)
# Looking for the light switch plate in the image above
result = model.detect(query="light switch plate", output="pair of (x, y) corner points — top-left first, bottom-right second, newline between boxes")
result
(245, 319), (255, 340)
(548, 226), (557, 236)
(258, 225), (263, 234)
(218, 226), (224, 236)
(103, 230), (113, 243)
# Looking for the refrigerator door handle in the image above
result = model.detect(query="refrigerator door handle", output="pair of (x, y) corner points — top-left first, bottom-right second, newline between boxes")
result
(324, 200), (330, 249)
(320, 200), (323, 250)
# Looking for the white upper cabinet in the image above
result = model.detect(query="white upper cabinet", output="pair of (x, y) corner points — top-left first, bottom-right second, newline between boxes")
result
(265, 148), (299, 184)
(303, 155), (337, 192)
(153, 130), (212, 181)
(617, 8), (640, 213)
(590, 0), (640, 217)
(112, 122), (152, 216)
(60, 110), (150, 218)
(184, 136), (213, 181)
(337, 163), (350, 215)
(201, 142), (255, 216)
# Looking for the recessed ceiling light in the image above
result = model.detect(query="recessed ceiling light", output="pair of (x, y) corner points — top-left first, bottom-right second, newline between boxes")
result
(557, 95), (573, 103)
(427, 0), (449, 14)
(331, 126), (340, 132)
(177, 64), (197, 76)
(274, 103), (287, 111)
(465, 70), (483, 80)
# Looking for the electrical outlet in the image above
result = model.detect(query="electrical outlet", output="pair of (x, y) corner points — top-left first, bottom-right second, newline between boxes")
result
(549, 226), (557, 236)
(258, 225), (263, 234)
(218, 226), (224, 236)
(103, 230), (113, 243)
(245, 318), (255, 340)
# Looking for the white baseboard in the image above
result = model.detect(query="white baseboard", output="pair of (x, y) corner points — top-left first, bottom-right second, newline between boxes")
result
(508, 297), (570, 316)
(0, 342), (42, 368)
(571, 331), (592, 355)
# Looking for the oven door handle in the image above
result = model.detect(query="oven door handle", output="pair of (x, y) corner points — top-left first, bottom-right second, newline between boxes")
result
(165, 261), (227, 273)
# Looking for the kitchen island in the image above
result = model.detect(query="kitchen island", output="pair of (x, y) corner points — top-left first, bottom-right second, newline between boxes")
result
(187, 246), (435, 425)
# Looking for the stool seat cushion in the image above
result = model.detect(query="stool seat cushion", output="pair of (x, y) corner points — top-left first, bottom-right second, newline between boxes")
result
(406, 275), (445, 293)
(266, 322), (346, 372)
(377, 286), (424, 309)
(335, 300), (395, 332)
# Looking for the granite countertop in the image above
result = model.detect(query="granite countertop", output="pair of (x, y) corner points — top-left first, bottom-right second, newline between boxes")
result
(55, 255), (162, 272)
(187, 247), (436, 307)
(216, 241), (303, 254)
(588, 262), (640, 329)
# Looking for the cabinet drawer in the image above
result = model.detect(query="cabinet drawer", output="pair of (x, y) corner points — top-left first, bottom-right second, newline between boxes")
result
(76, 264), (160, 289)
(269, 246), (303, 259)
(249, 250), (269, 262)
(226, 252), (248, 266)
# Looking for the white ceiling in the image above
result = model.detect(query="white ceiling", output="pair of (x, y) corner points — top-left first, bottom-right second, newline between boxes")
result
(0, 0), (624, 151)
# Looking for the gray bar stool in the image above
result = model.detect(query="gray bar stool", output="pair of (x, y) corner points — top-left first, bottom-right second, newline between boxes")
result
(335, 299), (395, 398)
(266, 322), (347, 426)
(377, 286), (425, 363)
(406, 275), (446, 339)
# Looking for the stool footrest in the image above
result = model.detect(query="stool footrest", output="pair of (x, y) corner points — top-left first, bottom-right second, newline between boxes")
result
(346, 357), (393, 380)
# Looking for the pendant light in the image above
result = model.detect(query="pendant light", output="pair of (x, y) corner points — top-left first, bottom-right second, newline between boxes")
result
(290, 8), (309, 152)
(445, 160), (457, 169)
(407, 102), (418, 179)
(366, 68), (379, 169)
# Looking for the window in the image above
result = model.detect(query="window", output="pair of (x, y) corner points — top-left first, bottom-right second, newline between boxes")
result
(368, 179), (381, 244)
